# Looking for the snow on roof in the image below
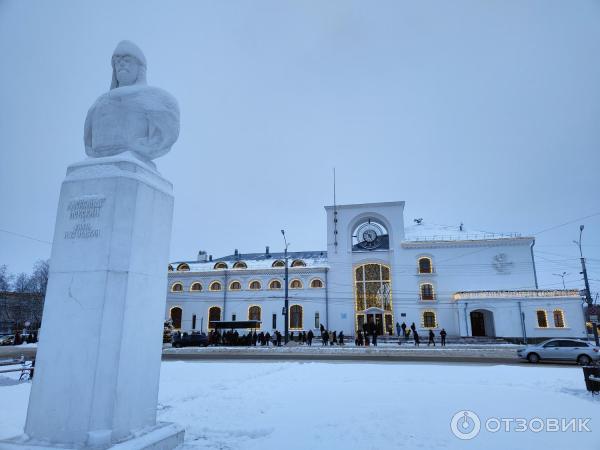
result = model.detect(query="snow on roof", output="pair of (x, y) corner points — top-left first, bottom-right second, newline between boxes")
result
(171, 251), (328, 272)
(403, 222), (522, 242)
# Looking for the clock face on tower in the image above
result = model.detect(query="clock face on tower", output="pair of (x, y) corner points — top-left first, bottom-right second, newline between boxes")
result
(352, 219), (389, 251)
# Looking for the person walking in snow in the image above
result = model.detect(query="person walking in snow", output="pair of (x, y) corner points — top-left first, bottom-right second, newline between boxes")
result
(401, 322), (407, 340)
(440, 328), (447, 347)
(413, 329), (420, 347)
(396, 322), (401, 337)
(356, 330), (363, 346)
(410, 322), (416, 333)
(265, 332), (271, 346)
(428, 329), (435, 347)
(332, 331), (337, 345)
(307, 329), (314, 346)
(276, 330), (282, 347)
(339, 331), (345, 345)
(372, 331), (378, 346)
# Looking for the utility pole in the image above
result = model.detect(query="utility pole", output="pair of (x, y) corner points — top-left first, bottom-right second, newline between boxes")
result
(281, 230), (290, 344)
(574, 225), (599, 346)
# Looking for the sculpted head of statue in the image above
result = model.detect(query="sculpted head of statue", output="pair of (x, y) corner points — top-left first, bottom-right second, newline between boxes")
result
(110, 40), (147, 89)
(84, 40), (180, 162)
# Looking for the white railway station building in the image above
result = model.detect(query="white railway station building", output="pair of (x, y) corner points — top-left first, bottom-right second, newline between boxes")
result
(166, 201), (587, 341)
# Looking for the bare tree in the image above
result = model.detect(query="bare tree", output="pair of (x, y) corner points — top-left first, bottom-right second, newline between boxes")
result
(30, 259), (49, 295)
(0, 265), (12, 291)
(13, 272), (35, 293)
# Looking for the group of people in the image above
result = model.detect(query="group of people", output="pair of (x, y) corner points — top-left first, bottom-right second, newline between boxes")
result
(206, 328), (349, 347)
(197, 322), (448, 348)
(317, 326), (345, 346)
(396, 322), (447, 347)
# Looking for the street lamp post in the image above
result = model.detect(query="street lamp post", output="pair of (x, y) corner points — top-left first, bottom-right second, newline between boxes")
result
(574, 225), (599, 346)
(281, 230), (290, 344)
(552, 271), (568, 290)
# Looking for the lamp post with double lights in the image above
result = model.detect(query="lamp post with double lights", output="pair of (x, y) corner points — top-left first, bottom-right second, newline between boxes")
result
(281, 229), (290, 344)
(574, 225), (599, 346)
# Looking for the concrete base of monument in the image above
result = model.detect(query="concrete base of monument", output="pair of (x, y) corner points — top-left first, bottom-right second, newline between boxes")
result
(0, 423), (185, 450)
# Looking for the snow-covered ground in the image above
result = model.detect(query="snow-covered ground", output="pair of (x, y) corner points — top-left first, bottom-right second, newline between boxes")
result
(1, 361), (598, 449)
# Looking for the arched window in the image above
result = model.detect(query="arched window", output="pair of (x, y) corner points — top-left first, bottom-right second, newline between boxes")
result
(290, 305), (303, 329)
(291, 259), (306, 267)
(418, 257), (433, 274)
(248, 305), (261, 322)
(209, 281), (222, 291)
(420, 283), (435, 301)
(168, 264), (174, 271)
(213, 262), (228, 270)
(536, 310), (548, 328)
(354, 263), (392, 312)
(422, 311), (437, 328)
(290, 279), (303, 289)
(249, 280), (262, 290)
(170, 307), (182, 329)
(177, 263), (190, 271)
(553, 309), (565, 328)
(272, 260), (285, 268)
(208, 306), (221, 328)
(229, 281), (241, 290)
(233, 261), (247, 269)
(171, 282), (183, 292)
(269, 279), (282, 289)
(190, 282), (202, 292)
(310, 278), (324, 288)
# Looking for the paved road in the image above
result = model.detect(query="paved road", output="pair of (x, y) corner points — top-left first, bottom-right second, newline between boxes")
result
(162, 351), (521, 365)
(0, 345), (579, 367)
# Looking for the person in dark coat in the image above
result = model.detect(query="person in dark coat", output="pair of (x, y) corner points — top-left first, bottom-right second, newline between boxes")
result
(428, 329), (435, 347)
(307, 329), (314, 346)
(372, 331), (378, 346)
(302, 331), (307, 344)
(410, 322), (416, 333)
(396, 322), (401, 337)
(323, 330), (329, 346)
(401, 322), (407, 340)
(265, 332), (271, 346)
(290, 331), (294, 342)
(276, 330), (282, 346)
(413, 329), (420, 347)
(332, 331), (337, 345)
(356, 330), (363, 346)
(252, 331), (258, 346)
(440, 328), (447, 347)
(339, 331), (345, 346)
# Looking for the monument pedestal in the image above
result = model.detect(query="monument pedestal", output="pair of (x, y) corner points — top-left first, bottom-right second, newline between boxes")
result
(0, 153), (182, 450)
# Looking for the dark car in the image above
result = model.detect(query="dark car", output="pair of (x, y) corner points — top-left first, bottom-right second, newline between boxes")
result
(171, 332), (209, 348)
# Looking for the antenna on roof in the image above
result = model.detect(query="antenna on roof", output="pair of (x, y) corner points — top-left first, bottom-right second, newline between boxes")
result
(333, 168), (338, 253)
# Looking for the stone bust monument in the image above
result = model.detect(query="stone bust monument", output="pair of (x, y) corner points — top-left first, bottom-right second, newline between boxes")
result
(84, 40), (180, 161)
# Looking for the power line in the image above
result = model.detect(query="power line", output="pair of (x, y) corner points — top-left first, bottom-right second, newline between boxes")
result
(533, 211), (600, 235)
(0, 228), (51, 245)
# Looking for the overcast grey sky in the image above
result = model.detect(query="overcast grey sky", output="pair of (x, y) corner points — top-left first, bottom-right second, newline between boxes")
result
(0, 0), (599, 294)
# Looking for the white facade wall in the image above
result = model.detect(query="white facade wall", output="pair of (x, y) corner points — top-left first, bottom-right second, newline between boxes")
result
(167, 268), (327, 333)
(165, 200), (588, 341)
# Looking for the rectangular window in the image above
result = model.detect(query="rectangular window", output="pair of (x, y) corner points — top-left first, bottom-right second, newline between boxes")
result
(536, 310), (548, 328)
(315, 312), (320, 329)
(232, 314), (236, 321)
(272, 313), (277, 329)
(553, 310), (565, 328)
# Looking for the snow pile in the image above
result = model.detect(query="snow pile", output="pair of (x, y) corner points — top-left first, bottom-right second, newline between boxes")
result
(0, 362), (598, 449)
